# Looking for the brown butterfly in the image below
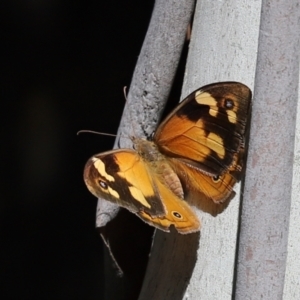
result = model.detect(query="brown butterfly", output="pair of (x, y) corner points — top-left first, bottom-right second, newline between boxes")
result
(84, 82), (251, 234)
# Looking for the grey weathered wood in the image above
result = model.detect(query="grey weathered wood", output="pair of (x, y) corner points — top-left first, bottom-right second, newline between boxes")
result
(96, 0), (196, 228)
(283, 70), (300, 299)
(98, 0), (196, 299)
(235, 1), (300, 299)
(139, 1), (261, 299)
(116, 0), (196, 145)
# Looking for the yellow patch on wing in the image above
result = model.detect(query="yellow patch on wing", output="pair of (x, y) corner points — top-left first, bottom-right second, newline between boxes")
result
(206, 132), (225, 159)
(114, 152), (153, 208)
(92, 158), (115, 182)
(195, 91), (217, 106)
(195, 91), (219, 117)
(107, 186), (120, 199)
(209, 107), (218, 117)
(226, 109), (237, 124)
(129, 186), (151, 208)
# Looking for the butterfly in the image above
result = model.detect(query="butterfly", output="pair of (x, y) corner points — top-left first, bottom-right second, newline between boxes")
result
(84, 82), (252, 234)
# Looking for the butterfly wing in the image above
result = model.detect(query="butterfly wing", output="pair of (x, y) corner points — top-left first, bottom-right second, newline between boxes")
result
(170, 149), (244, 215)
(84, 149), (200, 233)
(138, 176), (200, 234)
(154, 82), (251, 205)
(154, 82), (251, 175)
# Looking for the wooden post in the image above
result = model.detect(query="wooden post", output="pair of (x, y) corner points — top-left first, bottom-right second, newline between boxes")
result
(139, 1), (261, 299)
(235, 1), (300, 298)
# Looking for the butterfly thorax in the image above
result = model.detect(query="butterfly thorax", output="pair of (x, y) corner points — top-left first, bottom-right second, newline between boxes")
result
(133, 138), (184, 199)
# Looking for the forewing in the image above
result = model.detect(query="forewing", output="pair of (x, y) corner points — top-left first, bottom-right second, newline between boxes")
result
(84, 149), (166, 217)
(154, 82), (251, 175)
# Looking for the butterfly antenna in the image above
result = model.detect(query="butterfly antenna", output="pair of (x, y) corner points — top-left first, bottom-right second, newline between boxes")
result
(77, 130), (117, 137)
(77, 130), (133, 144)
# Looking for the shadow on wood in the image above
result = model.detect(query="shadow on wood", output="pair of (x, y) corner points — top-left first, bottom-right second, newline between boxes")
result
(99, 209), (154, 299)
(139, 228), (200, 300)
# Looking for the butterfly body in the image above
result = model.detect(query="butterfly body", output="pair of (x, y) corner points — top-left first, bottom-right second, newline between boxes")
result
(84, 82), (252, 234)
(133, 138), (184, 199)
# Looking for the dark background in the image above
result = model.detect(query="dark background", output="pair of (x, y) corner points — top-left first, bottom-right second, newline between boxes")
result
(1, 1), (158, 299)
